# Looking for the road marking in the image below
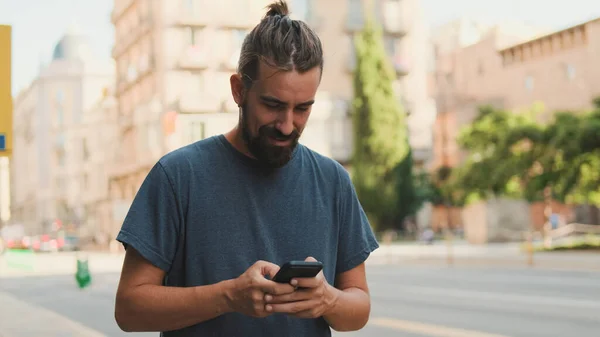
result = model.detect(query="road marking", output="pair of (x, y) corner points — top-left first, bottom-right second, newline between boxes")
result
(400, 285), (600, 309)
(371, 317), (511, 337)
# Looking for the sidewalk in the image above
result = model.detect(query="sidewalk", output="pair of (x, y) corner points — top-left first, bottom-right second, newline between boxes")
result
(0, 291), (106, 337)
(1, 243), (598, 279)
(0, 251), (124, 279)
(369, 242), (600, 271)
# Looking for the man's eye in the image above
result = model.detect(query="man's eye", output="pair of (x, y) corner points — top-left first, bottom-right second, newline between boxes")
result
(265, 103), (281, 109)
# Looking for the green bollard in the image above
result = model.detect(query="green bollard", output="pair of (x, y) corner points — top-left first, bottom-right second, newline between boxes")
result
(75, 255), (92, 289)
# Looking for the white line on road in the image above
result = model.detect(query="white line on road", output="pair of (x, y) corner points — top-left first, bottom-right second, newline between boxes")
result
(371, 317), (511, 337)
(396, 285), (600, 310)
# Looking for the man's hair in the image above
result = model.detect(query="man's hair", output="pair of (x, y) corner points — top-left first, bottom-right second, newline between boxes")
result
(237, 0), (324, 88)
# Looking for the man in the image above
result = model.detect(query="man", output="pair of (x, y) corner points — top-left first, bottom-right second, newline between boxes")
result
(114, 1), (379, 336)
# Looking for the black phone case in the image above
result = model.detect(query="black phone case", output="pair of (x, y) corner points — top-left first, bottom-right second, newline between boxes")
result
(272, 261), (323, 283)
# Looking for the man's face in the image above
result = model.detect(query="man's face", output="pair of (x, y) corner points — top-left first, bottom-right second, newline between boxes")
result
(236, 63), (321, 168)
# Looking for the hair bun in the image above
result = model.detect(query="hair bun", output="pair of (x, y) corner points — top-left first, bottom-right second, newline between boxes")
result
(265, 0), (290, 18)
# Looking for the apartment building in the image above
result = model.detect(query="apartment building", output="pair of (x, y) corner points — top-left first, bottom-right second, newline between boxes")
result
(109, 0), (433, 229)
(74, 87), (119, 243)
(11, 28), (114, 235)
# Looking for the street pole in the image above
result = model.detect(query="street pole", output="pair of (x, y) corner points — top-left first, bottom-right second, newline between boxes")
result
(526, 229), (534, 267)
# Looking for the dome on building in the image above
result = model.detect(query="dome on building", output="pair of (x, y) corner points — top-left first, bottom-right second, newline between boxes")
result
(51, 23), (93, 61)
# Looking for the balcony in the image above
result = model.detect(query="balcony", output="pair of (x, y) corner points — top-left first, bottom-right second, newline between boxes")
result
(116, 55), (156, 95)
(118, 113), (134, 130)
(392, 58), (410, 76)
(221, 99), (239, 113)
(174, 94), (221, 114)
(177, 46), (209, 70)
(112, 16), (154, 59)
(221, 12), (255, 30)
(111, 0), (136, 23)
(382, 1), (408, 36)
(173, 9), (211, 27)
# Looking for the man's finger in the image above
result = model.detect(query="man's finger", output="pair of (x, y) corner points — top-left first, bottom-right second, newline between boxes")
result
(266, 289), (311, 304)
(304, 256), (318, 262)
(292, 276), (321, 288)
(256, 261), (280, 278)
(266, 299), (318, 314)
(262, 281), (296, 295)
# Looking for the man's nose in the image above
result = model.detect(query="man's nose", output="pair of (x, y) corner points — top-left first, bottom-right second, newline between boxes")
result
(276, 110), (294, 136)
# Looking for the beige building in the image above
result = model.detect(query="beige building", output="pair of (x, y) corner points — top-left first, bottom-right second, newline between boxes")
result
(432, 17), (600, 170)
(75, 87), (119, 243)
(429, 17), (600, 233)
(108, 0), (434, 234)
(11, 27), (114, 236)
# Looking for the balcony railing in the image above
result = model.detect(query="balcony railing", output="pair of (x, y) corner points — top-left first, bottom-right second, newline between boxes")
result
(111, 0), (135, 23)
(112, 16), (153, 59)
(175, 94), (221, 114)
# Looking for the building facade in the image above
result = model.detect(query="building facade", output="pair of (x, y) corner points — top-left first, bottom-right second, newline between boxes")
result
(429, 18), (600, 232)
(11, 28), (114, 236)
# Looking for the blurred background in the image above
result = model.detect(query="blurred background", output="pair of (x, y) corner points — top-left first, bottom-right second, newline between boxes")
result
(0, 0), (599, 336)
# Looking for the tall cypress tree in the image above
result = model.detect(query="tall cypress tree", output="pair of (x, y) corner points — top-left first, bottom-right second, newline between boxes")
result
(351, 10), (412, 231)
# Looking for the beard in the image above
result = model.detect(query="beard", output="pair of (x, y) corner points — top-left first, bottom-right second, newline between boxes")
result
(239, 101), (300, 169)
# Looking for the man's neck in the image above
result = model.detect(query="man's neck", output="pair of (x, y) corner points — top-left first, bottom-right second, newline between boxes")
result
(224, 127), (255, 159)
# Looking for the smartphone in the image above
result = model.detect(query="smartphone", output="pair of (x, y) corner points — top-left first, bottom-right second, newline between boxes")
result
(272, 261), (323, 283)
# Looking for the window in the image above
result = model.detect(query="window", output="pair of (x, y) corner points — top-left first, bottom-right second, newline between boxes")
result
(186, 27), (204, 46)
(184, 0), (196, 11)
(347, 37), (357, 70)
(82, 139), (89, 161)
(57, 151), (65, 167)
(346, 0), (363, 30)
(56, 107), (64, 126)
(565, 64), (576, 80)
(525, 76), (534, 91)
(233, 29), (246, 49)
(291, 0), (309, 21)
(229, 30), (247, 67)
(56, 90), (65, 126)
(188, 121), (205, 143)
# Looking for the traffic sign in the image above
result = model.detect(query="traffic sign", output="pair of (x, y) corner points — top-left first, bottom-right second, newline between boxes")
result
(0, 25), (11, 157)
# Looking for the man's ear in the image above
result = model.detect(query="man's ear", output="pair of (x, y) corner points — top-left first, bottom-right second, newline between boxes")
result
(230, 74), (244, 107)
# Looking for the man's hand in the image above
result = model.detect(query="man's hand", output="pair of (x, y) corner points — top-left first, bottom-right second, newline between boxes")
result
(225, 260), (296, 318)
(264, 257), (339, 319)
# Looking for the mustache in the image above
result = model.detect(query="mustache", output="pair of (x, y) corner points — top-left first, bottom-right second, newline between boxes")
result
(260, 126), (299, 141)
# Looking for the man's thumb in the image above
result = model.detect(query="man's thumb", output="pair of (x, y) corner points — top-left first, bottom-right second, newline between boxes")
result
(305, 256), (317, 262)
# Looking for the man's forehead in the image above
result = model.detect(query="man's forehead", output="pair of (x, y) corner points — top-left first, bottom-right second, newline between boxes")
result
(252, 65), (320, 98)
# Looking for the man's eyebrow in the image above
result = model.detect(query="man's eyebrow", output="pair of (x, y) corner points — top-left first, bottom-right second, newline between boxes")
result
(260, 95), (315, 106)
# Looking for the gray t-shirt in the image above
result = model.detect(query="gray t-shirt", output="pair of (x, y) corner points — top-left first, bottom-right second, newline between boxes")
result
(116, 134), (379, 336)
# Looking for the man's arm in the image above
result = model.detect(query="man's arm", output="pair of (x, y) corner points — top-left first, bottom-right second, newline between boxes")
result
(115, 248), (296, 332)
(323, 263), (371, 331)
(115, 248), (231, 332)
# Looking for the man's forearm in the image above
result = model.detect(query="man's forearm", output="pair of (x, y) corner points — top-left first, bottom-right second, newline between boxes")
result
(324, 287), (371, 331)
(116, 279), (234, 332)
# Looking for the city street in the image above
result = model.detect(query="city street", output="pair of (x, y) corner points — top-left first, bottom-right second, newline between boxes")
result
(1, 262), (599, 337)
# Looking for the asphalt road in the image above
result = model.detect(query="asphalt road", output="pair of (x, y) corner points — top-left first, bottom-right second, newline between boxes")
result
(1, 264), (599, 337)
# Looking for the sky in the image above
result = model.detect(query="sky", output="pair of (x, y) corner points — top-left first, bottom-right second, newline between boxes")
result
(0, 0), (599, 96)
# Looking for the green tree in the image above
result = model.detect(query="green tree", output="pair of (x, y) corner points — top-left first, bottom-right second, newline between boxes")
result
(394, 148), (422, 226)
(448, 100), (600, 208)
(351, 11), (411, 230)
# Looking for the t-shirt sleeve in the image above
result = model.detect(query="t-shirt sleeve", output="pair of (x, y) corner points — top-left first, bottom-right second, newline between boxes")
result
(335, 166), (379, 274)
(116, 161), (182, 273)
